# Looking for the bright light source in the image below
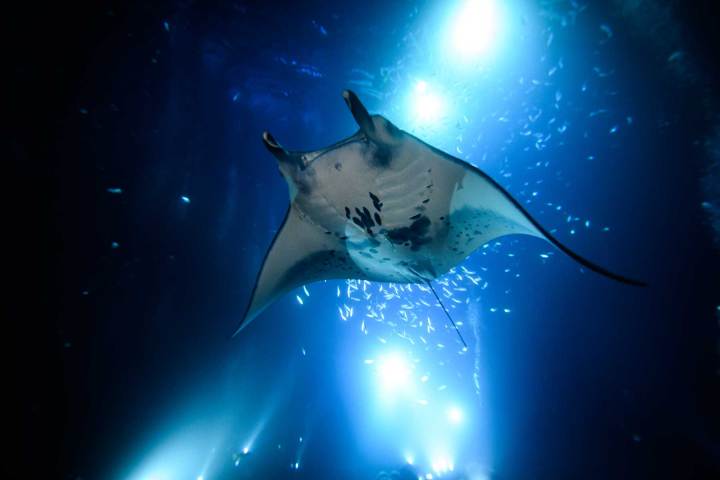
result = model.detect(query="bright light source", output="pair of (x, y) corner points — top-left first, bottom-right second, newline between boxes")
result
(405, 452), (415, 465)
(242, 446), (250, 455)
(447, 406), (463, 424)
(377, 352), (412, 390)
(411, 80), (444, 124)
(432, 455), (454, 474)
(450, 0), (498, 59)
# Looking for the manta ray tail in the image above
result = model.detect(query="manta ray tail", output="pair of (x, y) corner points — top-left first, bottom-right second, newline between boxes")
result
(427, 281), (468, 350)
(540, 229), (647, 287)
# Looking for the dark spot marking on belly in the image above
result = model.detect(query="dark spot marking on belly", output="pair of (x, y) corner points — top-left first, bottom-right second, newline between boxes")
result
(374, 212), (382, 225)
(335, 162), (343, 171)
(355, 207), (375, 231)
(409, 213), (422, 220)
(369, 192), (383, 212)
(387, 215), (432, 252)
(353, 217), (364, 229)
(345, 207), (351, 219)
(422, 198), (430, 204)
(372, 146), (392, 167)
(362, 207), (375, 226)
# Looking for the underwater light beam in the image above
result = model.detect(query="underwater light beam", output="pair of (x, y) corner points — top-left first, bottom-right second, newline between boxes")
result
(378, 353), (411, 387)
(449, 0), (498, 59)
(409, 80), (446, 126)
(447, 406), (463, 424)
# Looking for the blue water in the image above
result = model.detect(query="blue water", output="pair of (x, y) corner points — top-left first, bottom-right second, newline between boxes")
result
(18, 0), (720, 478)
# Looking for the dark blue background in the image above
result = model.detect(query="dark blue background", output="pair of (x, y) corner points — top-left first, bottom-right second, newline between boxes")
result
(11, 0), (720, 478)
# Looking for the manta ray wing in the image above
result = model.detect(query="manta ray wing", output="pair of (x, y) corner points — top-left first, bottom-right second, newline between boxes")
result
(415, 135), (646, 286)
(234, 204), (363, 335)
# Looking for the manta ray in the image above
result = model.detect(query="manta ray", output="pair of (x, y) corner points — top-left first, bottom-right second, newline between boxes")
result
(235, 90), (643, 337)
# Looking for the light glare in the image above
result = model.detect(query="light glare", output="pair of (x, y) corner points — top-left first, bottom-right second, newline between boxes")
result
(412, 81), (444, 123)
(377, 353), (412, 390)
(447, 406), (463, 424)
(451, 0), (497, 58)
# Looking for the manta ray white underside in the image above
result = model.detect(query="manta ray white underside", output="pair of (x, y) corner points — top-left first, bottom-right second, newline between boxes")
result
(235, 90), (643, 335)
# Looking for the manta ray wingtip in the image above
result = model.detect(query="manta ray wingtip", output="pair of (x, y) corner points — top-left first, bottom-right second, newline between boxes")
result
(230, 324), (244, 339)
(230, 314), (252, 339)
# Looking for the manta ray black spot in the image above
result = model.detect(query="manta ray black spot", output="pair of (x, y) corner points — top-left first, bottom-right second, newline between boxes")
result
(387, 215), (432, 251)
(422, 198), (430, 204)
(345, 207), (351, 219)
(374, 212), (382, 225)
(369, 192), (383, 212)
(354, 206), (376, 231)
(372, 146), (392, 166)
(335, 162), (342, 171)
(409, 213), (422, 220)
(353, 217), (364, 229)
(362, 207), (374, 224)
